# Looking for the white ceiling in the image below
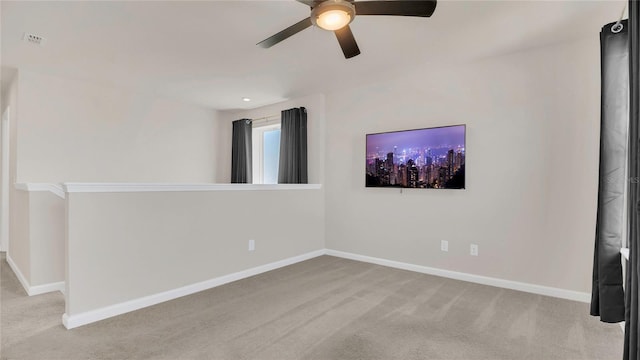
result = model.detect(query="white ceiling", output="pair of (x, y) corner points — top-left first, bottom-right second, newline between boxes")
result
(0, 0), (625, 110)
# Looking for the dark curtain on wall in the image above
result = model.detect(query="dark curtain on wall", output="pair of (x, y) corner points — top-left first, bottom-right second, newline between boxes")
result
(278, 107), (308, 184)
(591, 19), (629, 324)
(231, 119), (252, 183)
(625, 0), (640, 358)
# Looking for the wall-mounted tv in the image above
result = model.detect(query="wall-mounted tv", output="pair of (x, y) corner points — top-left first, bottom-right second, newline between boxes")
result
(366, 125), (465, 189)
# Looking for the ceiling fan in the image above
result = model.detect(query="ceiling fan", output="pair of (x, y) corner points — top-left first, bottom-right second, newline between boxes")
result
(257, 0), (437, 59)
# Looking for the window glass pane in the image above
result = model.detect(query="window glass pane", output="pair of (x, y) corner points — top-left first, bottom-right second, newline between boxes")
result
(263, 129), (281, 184)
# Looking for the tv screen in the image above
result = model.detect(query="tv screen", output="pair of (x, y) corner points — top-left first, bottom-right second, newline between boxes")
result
(366, 125), (465, 189)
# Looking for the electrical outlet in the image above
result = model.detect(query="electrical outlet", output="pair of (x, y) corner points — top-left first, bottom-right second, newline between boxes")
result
(470, 244), (478, 256)
(440, 240), (449, 252)
(248, 239), (255, 252)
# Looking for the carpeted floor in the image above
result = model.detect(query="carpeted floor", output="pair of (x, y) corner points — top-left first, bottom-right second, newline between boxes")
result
(1, 253), (623, 360)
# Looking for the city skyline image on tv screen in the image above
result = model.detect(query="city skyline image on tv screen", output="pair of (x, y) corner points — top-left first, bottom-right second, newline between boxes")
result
(366, 125), (465, 189)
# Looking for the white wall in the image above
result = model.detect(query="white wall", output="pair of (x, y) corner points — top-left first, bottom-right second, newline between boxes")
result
(4, 31), (604, 319)
(5, 73), (23, 271)
(324, 35), (601, 293)
(8, 188), (65, 290)
(9, 189), (29, 282)
(16, 70), (218, 183)
(4, 69), (221, 293)
(29, 190), (65, 286)
(216, 94), (326, 184)
(1, 108), (10, 253)
(1, 70), (18, 253)
(65, 188), (325, 319)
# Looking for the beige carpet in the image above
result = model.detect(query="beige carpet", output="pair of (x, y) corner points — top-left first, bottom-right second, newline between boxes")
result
(1, 253), (623, 360)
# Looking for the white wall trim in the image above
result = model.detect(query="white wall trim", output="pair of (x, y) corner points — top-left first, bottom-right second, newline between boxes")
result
(325, 249), (591, 303)
(6, 255), (64, 296)
(30, 281), (65, 296)
(62, 249), (326, 329)
(15, 183), (65, 199)
(62, 183), (322, 194)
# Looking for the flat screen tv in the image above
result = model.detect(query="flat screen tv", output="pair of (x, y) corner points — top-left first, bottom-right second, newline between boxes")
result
(366, 125), (465, 189)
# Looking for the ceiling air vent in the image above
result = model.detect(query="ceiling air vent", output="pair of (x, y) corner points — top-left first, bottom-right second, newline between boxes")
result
(23, 33), (45, 45)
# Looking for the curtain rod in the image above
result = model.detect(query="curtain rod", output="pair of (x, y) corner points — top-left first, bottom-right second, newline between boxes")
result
(252, 114), (280, 122)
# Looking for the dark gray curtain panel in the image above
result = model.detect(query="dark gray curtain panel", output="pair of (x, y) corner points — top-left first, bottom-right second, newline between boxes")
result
(625, 0), (639, 358)
(278, 107), (308, 184)
(231, 119), (252, 183)
(591, 19), (629, 323)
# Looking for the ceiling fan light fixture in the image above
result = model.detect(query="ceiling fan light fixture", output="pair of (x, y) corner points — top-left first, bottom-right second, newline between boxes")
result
(311, 0), (356, 31)
(256, 0), (437, 59)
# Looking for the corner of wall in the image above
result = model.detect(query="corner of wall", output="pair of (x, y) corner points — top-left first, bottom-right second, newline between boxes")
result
(9, 187), (30, 284)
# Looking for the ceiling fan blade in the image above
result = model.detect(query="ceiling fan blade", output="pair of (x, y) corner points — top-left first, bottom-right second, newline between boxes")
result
(257, 17), (312, 48)
(355, 1), (437, 17)
(334, 25), (361, 59)
(295, 0), (316, 6)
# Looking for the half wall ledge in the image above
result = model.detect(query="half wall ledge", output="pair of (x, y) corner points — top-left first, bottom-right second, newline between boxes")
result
(62, 183), (322, 193)
(15, 183), (65, 199)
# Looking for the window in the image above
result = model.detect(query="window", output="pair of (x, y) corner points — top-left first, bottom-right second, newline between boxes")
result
(252, 122), (281, 184)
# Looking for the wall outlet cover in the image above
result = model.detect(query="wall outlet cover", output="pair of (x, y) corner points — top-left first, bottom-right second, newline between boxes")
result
(441, 240), (449, 252)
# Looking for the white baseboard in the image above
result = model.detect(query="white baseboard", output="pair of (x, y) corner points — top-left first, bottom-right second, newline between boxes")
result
(325, 249), (591, 303)
(6, 255), (65, 296)
(30, 281), (65, 296)
(62, 248), (592, 330)
(6, 255), (30, 295)
(62, 249), (326, 329)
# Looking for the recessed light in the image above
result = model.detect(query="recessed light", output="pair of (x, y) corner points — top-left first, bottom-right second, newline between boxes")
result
(242, 97), (251, 102)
